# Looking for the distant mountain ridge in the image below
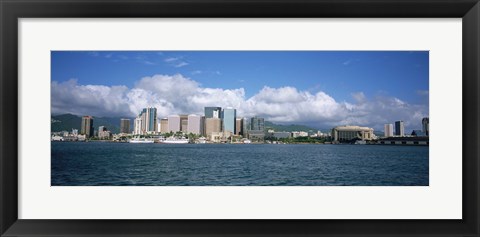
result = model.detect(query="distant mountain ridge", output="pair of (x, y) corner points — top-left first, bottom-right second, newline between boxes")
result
(51, 114), (133, 134)
(263, 121), (320, 132)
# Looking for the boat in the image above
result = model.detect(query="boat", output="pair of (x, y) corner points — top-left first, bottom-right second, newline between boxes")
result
(129, 137), (154, 143)
(243, 139), (251, 144)
(196, 137), (207, 144)
(160, 137), (189, 144)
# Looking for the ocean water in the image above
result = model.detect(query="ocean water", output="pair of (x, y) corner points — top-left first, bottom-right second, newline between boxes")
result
(51, 142), (429, 186)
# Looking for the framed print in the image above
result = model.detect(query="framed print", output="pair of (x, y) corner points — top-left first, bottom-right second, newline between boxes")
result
(1, 0), (479, 236)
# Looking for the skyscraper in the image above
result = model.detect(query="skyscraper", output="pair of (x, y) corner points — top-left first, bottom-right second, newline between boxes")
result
(222, 107), (236, 134)
(187, 114), (202, 135)
(80, 116), (94, 137)
(422, 117), (429, 136)
(384, 124), (393, 137)
(139, 108), (157, 133)
(168, 115), (181, 133)
(160, 118), (169, 133)
(205, 117), (222, 139)
(133, 117), (142, 135)
(250, 117), (265, 131)
(235, 118), (244, 136)
(180, 115), (188, 132)
(395, 120), (405, 137)
(204, 107), (222, 119)
(120, 118), (130, 134)
(242, 117), (251, 137)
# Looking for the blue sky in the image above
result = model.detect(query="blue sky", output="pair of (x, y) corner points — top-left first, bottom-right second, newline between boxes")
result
(52, 51), (428, 104)
(51, 51), (429, 131)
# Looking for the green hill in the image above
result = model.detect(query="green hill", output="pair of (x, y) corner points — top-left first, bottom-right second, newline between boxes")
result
(264, 121), (319, 132)
(51, 114), (132, 134)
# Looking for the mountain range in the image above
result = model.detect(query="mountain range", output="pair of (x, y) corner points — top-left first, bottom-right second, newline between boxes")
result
(51, 114), (133, 134)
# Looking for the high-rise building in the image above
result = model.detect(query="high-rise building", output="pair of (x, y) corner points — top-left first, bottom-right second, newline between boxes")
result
(160, 118), (169, 133)
(133, 117), (142, 135)
(120, 118), (130, 134)
(157, 120), (162, 133)
(204, 107), (222, 119)
(250, 116), (265, 131)
(222, 107), (236, 134)
(180, 115), (188, 132)
(395, 120), (405, 137)
(168, 115), (181, 133)
(235, 118), (244, 136)
(422, 117), (429, 136)
(384, 124), (393, 137)
(139, 108), (157, 133)
(205, 117), (222, 139)
(80, 116), (94, 137)
(242, 117), (251, 137)
(187, 114), (202, 135)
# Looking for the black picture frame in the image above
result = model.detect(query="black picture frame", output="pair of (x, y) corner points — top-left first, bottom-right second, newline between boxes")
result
(1, 0), (479, 236)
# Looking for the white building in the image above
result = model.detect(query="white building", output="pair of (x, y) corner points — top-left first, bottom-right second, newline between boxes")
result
(331, 125), (374, 142)
(187, 114), (202, 135)
(98, 130), (111, 139)
(160, 118), (169, 133)
(384, 124), (394, 137)
(292, 131), (308, 138)
(133, 117), (142, 135)
(168, 115), (181, 133)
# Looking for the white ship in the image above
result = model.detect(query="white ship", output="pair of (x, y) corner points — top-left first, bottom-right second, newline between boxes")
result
(129, 137), (154, 144)
(196, 137), (207, 144)
(160, 137), (189, 144)
(243, 139), (251, 144)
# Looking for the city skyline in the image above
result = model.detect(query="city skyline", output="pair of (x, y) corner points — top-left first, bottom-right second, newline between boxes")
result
(51, 51), (429, 132)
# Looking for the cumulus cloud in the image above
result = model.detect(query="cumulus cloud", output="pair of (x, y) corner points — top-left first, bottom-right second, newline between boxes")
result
(51, 79), (132, 117)
(351, 92), (367, 104)
(51, 74), (428, 131)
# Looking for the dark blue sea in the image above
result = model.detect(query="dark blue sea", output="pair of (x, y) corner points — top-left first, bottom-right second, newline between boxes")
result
(51, 142), (429, 186)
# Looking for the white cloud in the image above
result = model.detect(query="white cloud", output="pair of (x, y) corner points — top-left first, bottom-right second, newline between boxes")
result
(164, 56), (189, 68)
(164, 57), (179, 63)
(351, 92), (366, 104)
(51, 79), (132, 117)
(343, 59), (352, 66)
(174, 62), (189, 68)
(52, 74), (428, 131)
